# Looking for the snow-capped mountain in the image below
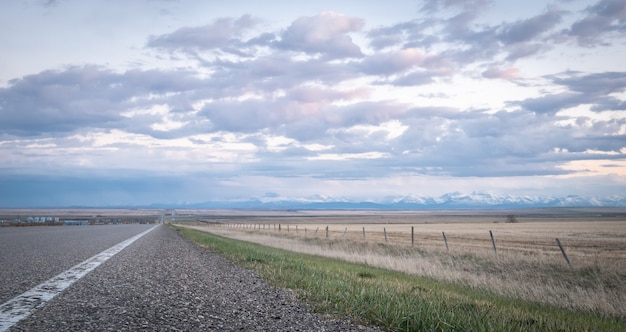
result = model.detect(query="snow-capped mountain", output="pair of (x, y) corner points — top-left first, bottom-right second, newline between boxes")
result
(178, 192), (626, 209)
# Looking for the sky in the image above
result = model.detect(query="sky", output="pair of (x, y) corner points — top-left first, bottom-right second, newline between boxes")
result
(1, 0), (625, 207)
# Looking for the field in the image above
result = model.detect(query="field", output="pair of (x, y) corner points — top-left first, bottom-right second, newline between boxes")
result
(180, 208), (626, 319)
(3, 207), (624, 327)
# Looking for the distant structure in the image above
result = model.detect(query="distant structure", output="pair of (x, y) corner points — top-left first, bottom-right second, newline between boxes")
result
(64, 220), (88, 226)
(25, 216), (60, 223)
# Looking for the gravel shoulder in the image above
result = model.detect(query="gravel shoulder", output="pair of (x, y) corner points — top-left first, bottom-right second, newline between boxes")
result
(11, 224), (380, 331)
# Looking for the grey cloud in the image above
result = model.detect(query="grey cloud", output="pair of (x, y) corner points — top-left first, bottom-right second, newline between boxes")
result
(497, 9), (563, 44)
(287, 85), (366, 103)
(198, 95), (409, 136)
(581, 133), (626, 153)
(516, 92), (586, 114)
(282, 118), (330, 142)
(358, 49), (424, 76)
(391, 71), (436, 86)
(208, 55), (361, 93)
(366, 29), (404, 50)
(552, 71), (626, 95)
(147, 15), (262, 54)
(276, 12), (364, 59)
(385, 106), (626, 178)
(481, 66), (518, 80)
(420, 0), (491, 14)
(366, 20), (435, 50)
(0, 66), (126, 136)
(516, 71), (626, 114)
(0, 66), (209, 137)
(568, 0), (626, 46)
(504, 43), (549, 61)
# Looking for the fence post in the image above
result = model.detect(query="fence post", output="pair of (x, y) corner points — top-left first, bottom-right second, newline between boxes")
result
(279, 224), (281, 232)
(342, 227), (347, 239)
(442, 231), (449, 251)
(304, 227), (307, 238)
(489, 230), (497, 256)
(556, 238), (572, 267)
(384, 228), (388, 243)
(362, 227), (366, 240)
(411, 226), (414, 247)
(326, 226), (329, 239)
(314, 227), (319, 236)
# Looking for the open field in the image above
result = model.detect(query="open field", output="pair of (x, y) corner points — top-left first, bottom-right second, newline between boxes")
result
(178, 208), (626, 318)
(190, 209), (626, 269)
(176, 226), (626, 331)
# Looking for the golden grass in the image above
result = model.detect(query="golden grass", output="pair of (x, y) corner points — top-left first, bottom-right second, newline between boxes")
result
(181, 214), (626, 318)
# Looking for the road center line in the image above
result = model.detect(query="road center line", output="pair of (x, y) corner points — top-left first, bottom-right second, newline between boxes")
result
(0, 225), (159, 332)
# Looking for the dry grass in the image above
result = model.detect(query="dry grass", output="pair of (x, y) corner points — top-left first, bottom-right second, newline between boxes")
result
(181, 212), (626, 318)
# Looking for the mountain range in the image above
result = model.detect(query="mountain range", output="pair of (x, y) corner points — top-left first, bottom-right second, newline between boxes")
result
(166, 192), (626, 209)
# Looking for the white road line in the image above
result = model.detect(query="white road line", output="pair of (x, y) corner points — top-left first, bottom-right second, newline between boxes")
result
(0, 224), (159, 332)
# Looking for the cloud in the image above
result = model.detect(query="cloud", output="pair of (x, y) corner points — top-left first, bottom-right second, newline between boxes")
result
(276, 12), (364, 58)
(497, 8), (563, 44)
(504, 42), (549, 61)
(198, 96), (406, 138)
(568, 0), (626, 46)
(367, 20), (438, 50)
(552, 71), (626, 95)
(0, 66), (209, 137)
(0, 66), (126, 136)
(359, 49), (424, 76)
(147, 15), (262, 55)
(482, 66), (520, 80)
(516, 71), (626, 114)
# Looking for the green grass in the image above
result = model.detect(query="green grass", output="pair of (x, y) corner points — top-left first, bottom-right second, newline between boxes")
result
(174, 226), (625, 332)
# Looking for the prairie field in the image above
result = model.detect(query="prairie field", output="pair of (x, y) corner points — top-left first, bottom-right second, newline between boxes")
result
(181, 209), (626, 318)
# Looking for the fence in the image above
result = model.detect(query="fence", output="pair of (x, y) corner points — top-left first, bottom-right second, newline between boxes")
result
(203, 222), (587, 267)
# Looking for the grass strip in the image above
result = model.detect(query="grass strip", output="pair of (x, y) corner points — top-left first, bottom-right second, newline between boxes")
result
(174, 226), (625, 332)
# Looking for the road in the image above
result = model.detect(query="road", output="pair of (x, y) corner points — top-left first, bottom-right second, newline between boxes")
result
(0, 224), (156, 304)
(1, 224), (378, 331)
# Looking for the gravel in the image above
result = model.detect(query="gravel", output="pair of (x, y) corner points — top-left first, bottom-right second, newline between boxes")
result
(11, 225), (381, 331)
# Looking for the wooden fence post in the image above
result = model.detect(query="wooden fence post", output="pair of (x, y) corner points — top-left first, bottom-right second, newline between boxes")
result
(411, 226), (414, 247)
(384, 228), (388, 243)
(362, 227), (366, 240)
(342, 227), (347, 239)
(489, 230), (497, 256)
(326, 226), (329, 239)
(278, 224), (281, 232)
(442, 231), (449, 251)
(556, 238), (572, 267)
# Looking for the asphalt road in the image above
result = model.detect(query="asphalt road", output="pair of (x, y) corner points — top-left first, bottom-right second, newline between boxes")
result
(1, 224), (378, 331)
(0, 224), (156, 304)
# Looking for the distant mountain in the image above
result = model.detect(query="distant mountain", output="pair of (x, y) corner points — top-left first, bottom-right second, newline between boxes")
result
(166, 192), (626, 209)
